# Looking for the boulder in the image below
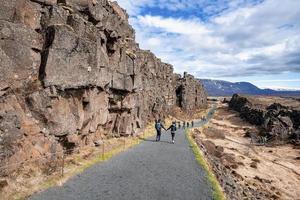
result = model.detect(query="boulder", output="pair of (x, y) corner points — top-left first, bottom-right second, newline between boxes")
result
(229, 94), (251, 112)
(240, 106), (265, 125)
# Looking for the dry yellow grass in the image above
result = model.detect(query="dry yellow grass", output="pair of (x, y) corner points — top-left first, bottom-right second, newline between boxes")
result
(2, 122), (157, 200)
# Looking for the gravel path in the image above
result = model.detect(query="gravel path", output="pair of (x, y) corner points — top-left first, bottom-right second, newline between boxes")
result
(30, 107), (216, 200)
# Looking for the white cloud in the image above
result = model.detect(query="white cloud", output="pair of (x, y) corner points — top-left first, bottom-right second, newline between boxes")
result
(115, 0), (300, 79)
(137, 15), (210, 35)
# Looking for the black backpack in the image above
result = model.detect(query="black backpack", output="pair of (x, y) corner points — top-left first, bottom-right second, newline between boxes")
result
(155, 122), (162, 130)
(170, 124), (177, 132)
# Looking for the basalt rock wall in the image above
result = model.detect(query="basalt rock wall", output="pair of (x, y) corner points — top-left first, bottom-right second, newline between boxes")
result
(229, 94), (300, 143)
(0, 0), (207, 168)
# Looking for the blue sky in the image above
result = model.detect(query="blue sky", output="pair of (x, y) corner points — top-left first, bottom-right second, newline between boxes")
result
(115, 0), (300, 90)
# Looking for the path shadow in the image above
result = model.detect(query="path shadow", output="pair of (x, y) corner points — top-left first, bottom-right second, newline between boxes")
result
(158, 140), (173, 144)
(138, 137), (173, 144)
(138, 137), (156, 143)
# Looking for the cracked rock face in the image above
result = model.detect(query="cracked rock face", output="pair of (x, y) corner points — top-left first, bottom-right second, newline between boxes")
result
(0, 0), (207, 167)
(229, 94), (300, 144)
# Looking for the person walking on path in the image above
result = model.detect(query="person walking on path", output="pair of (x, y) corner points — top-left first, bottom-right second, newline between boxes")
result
(155, 119), (166, 142)
(191, 121), (194, 127)
(167, 121), (177, 144)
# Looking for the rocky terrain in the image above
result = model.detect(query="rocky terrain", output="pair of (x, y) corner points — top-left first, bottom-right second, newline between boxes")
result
(229, 94), (300, 146)
(0, 0), (207, 182)
(193, 100), (300, 200)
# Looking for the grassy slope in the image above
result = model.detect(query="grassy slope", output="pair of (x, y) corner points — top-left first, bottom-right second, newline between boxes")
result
(186, 129), (226, 200)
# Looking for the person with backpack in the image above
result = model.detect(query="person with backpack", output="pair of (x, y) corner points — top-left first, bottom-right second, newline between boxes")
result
(155, 119), (166, 142)
(167, 121), (177, 144)
(178, 121), (181, 129)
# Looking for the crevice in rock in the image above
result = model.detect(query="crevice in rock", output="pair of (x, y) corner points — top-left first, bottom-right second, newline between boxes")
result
(66, 15), (73, 27)
(31, 47), (41, 53)
(79, 9), (99, 26)
(130, 74), (135, 90)
(82, 100), (89, 111)
(109, 88), (130, 96)
(104, 30), (118, 56)
(58, 136), (76, 154)
(57, 0), (66, 4)
(176, 85), (183, 108)
(39, 26), (56, 83)
(108, 104), (131, 113)
(34, 28), (42, 33)
(136, 121), (141, 129)
(25, 96), (49, 126)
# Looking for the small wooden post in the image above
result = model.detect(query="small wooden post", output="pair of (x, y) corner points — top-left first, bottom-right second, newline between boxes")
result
(4, 156), (8, 174)
(102, 142), (105, 160)
(123, 137), (126, 150)
(5, 156), (8, 166)
(61, 153), (65, 177)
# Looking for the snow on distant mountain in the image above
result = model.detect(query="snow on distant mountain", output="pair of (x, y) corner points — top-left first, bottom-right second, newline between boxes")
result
(264, 87), (300, 91)
(200, 79), (300, 96)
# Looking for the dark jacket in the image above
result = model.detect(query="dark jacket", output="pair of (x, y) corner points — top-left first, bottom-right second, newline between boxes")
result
(155, 122), (165, 131)
(167, 124), (177, 133)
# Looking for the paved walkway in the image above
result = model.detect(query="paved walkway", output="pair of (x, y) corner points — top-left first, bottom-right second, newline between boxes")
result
(30, 106), (216, 200)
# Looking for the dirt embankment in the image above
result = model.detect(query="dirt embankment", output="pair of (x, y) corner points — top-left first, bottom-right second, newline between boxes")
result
(192, 102), (300, 200)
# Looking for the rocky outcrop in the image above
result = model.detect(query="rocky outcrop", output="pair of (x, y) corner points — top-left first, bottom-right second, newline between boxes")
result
(0, 0), (207, 170)
(177, 72), (207, 111)
(229, 94), (300, 144)
(192, 129), (282, 200)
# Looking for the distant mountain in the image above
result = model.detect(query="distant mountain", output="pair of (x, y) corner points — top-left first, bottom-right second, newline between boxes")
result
(200, 79), (300, 97)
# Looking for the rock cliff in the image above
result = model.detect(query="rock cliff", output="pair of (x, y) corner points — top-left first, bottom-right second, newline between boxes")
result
(229, 94), (300, 144)
(0, 0), (207, 170)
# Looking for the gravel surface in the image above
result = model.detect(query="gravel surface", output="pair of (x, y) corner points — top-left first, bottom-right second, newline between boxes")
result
(30, 107), (216, 200)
